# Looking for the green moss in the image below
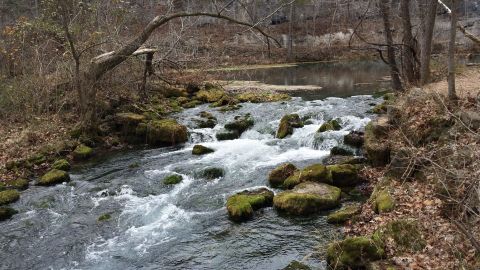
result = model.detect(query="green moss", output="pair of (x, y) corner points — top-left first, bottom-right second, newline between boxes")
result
(326, 236), (385, 269)
(224, 114), (254, 133)
(52, 159), (71, 171)
(371, 189), (395, 214)
(115, 112), (146, 123)
(0, 190), (20, 205)
(146, 119), (188, 146)
(73, 144), (93, 160)
(383, 93), (395, 101)
(273, 182), (341, 215)
(210, 95), (239, 108)
(38, 169), (70, 186)
(327, 204), (360, 224)
(199, 111), (215, 119)
(218, 104), (242, 112)
(372, 219), (426, 252)
(283, 164), (331, 189)
(201, 167), (224, 179)
(364, 122), (391, 167)
(0, 207), (18, 221)
(192, 145), (215, 155)
(28, 154), (46, 165)
(318, 119), (342, 133)
(8, 178), (29, 191)
(268, 163), (297, 188)
(226, 188), (274, 221)
(371, 103), (388, 114)
(182, 100), (202, 108)
(282, 260), (311, 270)
(236, 91), (291, 103)
(0, 182), (5, 192)
(195, 118), (217, 128)
(163, 174), (183, 185)
(327, 164), (359, 187)
(195, 88), (225, 103)
(277, 114), (304, 139)
(97, 213), (112, 222)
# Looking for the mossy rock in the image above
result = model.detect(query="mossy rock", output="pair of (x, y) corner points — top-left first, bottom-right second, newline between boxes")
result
(0, 182), (5, 192)
(226, 188), (274, 221)
(28, 154), (46, 165)
(0, 207), (18, 221)
(372, 90), (392, 98)
(327, 164), (360, 187)
(318, 119), (342, 133)
(192, 145), (215, 155)
(97, 213), (112, 222)
(210, 95), (239, 108)
(52, 159), (71, 171)
(364, 122), (391, 167)
(372, 219), (426, 253)
(273, 182), (341, 215)
(326, 236), (385, 269)
(7, 178), (29, 191)
(146, 119), (188, 146)
(73, 144), (93, 161)
(115, 113), (147, 135)
(268, 163), (298, 188)
(195, 118), (217, 128)
(163, 174), (183, 185)
(38, 169), (70, 186)
(182, 100), (202, 108)
(343, 131), (364, 147)
(201, 167), (224, 179)
(199, 111), (216, 119)
(327, 204), (360, 224)
(371, 103), (388, 114)
(236, 91), (290, 103)
(224, 114), (254, 134)
(195, 88), (225, 103)
(0, 190), (20, 205)
(330, 146), (354, 156)
(282, 260), (311, 270)
(371, 189), (395, 214)
(218, 104), (242, 112)
(216, 128), (240, 140)
(276, 114), (304, 139)
(283, 164), (331, 189)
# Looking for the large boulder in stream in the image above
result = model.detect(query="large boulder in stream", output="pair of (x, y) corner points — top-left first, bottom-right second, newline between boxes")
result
(283, 164), (331, 189)
(268, 163), (298, 188)
(276, 114), (304, 139)
(192, 145), (215, 155)
(326, 164), (360, 187)
(115, 113), (146, 135)
(318, 119), (342, 133)
(226, 188), (274, 221)
(343, 131), (365, 147)
(38, 169), (70, 186)
(146, 119), (188, 146)
(216, 114), (254, 140)
(72, 144), (93, 161)
(273, 182), (341, 215)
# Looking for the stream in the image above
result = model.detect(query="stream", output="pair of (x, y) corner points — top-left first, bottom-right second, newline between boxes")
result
(0, 61), (388, 270)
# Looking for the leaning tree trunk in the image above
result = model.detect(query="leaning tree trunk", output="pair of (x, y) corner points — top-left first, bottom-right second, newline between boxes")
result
(447, 0), (458, 100)
(418, 0), (438, 85)
(400, 0), (419, 85)
(379, 0), (403, 91)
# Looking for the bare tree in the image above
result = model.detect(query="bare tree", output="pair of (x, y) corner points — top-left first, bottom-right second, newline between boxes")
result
(379, 0), (403, 91)
(400, 0), (419, 85)
(447, 0), (458, 100)
(418, 0), (438, 85)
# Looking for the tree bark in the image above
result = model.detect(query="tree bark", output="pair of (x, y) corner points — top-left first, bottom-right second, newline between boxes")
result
(448, 0), (458, 100)
(400, 0), (419, 85)
(287, 2), (295, 61)
(418, 0), (438, 85)
(379, 0), (403, 91)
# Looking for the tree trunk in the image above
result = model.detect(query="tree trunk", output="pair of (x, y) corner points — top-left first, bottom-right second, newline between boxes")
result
(418, 0), (437, 85)
(379, 0), (403, 91)
(287, 2), (295, 61)
(448, 0), (458, 100)
(400, 0), (419, 85)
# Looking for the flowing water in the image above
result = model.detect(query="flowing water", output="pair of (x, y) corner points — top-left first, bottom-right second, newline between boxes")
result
(0, 61), (387, 270)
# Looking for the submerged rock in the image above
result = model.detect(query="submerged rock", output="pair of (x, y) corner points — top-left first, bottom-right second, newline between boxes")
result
(201, 167), (225, 179)
(343, 131), (365, 147)
(318, 119), (341, 133)
(327, 204), (360, 224)
(283, 164), (331, 189)
(330, 146), (354, 156)
(163, 174), (183, 185)
(216, 128), (240, 140)
(226, 188), (274, 221)
(326, 164), (360, 187)
(268, 163), (298, 188)
(192, 145), (215, 155)
(38, 169), (70, 186)
(97, 213), (112, 222)
(276, 114), (304, 139)
(0, 207), (18, 221)
(195, 118), (217, 129)
(52, 159), (71, 171)
(326, 236), (385, 269)
(282, 260), (311, 270)
(0, 190), (20, 205)
(146, 119), (188, 146)
(224, 114), (254, 134)
(273, 182), (341, 215)
(73, 144), (93, 160)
